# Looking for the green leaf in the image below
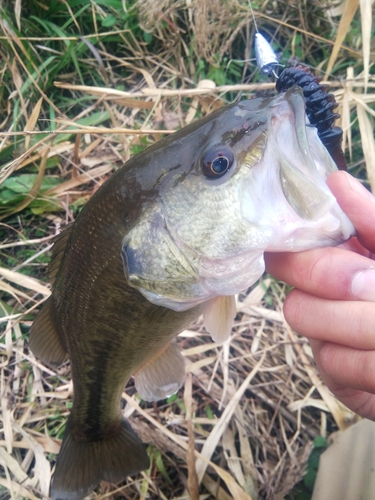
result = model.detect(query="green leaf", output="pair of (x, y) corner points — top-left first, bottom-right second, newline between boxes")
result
(303, 467), (317, 490)
(166, 393), (178, 403)
(143, 31), (153, 44)
(154, 450), (173, 485)
(101, 14), (118, 27)
(2, 174), (62, 194)
(92, 0), (124, 7)
(30, 200), (61, 215)
(205, 403), (215, 420)
(0, 300), (17, 318)
(0, 189), (24, 204)
(0, 144), (15, 162)
(19, 55), (57, 96)
(313, 435), (328, 448)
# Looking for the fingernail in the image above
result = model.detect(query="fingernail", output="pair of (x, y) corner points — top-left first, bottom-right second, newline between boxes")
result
(346, 174), (375, 203)
(351, 269), (375, 301)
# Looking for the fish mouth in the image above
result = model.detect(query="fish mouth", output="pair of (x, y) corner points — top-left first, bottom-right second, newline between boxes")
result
(240, 87), (355, 249)
(273, 87), (337, 220)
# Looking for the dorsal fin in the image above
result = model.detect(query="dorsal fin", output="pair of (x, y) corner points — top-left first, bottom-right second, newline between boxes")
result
(29, 296), (68, 366)
(49, 224), (73, 285)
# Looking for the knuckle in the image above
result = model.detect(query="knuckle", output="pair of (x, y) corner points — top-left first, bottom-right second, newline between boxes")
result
(307, 249), (334, 288)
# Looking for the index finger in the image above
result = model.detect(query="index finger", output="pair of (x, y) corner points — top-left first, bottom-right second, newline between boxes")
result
(327, 171), (375, 254)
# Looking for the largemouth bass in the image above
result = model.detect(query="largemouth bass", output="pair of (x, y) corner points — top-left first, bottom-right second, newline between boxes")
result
(29, 87), (354, 500)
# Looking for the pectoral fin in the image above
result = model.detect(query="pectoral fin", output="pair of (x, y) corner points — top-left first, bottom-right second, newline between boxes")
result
(29, 297), (68, 367)
(203, 295), (237, 343)
(134, 341), (186, 402)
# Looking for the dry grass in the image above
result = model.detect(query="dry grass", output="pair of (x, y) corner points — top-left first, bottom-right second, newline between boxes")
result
(1, 1), (375, 499)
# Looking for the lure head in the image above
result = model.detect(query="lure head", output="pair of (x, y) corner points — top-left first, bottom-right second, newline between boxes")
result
(254, 32), (283, 75)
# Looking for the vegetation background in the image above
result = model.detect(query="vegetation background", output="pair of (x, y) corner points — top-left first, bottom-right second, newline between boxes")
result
(0, 0), (374, 499)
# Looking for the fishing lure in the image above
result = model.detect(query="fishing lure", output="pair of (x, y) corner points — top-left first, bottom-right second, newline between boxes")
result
(254, 32), (282, 76)
(276, 66), (347, 171)
(254, 32), (347, 171)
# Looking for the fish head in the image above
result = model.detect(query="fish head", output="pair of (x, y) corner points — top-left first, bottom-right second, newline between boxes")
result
(122, 87), (354, 312)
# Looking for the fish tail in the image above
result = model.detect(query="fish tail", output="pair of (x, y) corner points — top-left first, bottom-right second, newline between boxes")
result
(50, 416), (150, 500)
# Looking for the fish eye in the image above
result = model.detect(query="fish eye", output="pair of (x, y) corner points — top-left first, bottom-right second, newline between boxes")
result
(201, 146), (234, 179)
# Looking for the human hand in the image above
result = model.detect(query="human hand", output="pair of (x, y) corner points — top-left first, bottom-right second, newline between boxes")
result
(265, 171), (375, 420)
